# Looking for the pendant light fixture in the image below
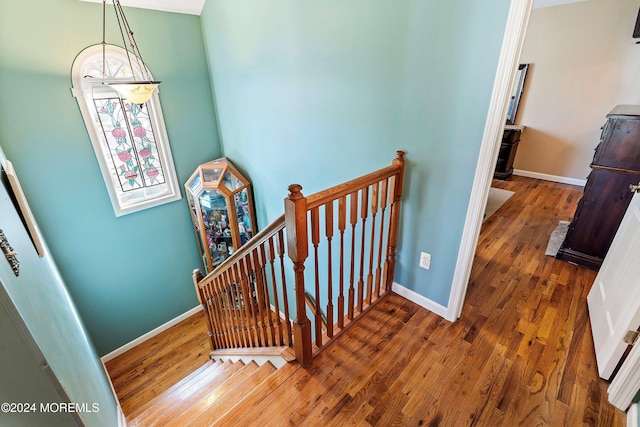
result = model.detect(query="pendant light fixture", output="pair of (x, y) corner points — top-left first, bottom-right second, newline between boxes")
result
(101, 0), (160, 105)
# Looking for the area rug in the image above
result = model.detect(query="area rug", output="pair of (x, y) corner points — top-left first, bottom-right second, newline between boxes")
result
(484, 187), (515, 222)
(545, 220), (570, 256)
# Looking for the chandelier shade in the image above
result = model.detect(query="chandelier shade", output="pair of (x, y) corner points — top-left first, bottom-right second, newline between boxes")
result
(107, 81), (160, 105)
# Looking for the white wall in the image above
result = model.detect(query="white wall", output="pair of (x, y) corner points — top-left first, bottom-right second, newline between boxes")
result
(514, 0), (640, 180)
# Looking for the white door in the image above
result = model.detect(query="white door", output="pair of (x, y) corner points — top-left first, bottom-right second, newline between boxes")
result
(588, 190), (640, 380)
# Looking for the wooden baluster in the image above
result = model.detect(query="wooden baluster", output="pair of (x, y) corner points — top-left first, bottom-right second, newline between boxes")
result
(193, 269), (216, 351)
(276, 229), (293, 346)
(382, 176), (395, 294)
(366, 182), (379, 305)
(267, 235), (284, 346)
(375, 178), (389, 298)
(285, 184), (312, 366)
(310, 206), (322, 348)
(198, 280), (215, 350)
(220, 275), (239, 348)
(224, 268), (243, 347)
(207, 281), (226, 349)
(204, 278), (222, 348)
(211, 277), (231, 348)
(348, 191), (358, 320)
(385, 151), (406, 290)
(258, 244), (276, 346)
(337, 196), (346, 329)
(357, 186), (369, 312)
(217, 275), (238, 348)
(325, 200), (334, 338)
(219, 271), (235, 348)
(250, 248), (268, 346)
(235, 260), (256, 347)
(220, 276), (237, 348)
(241, 256), (262, 346)
(204, 284), (222, 350)
(231, 262), (251, 347)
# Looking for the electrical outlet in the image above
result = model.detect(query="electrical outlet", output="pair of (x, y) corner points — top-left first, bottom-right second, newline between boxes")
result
(419, 252), (431, 270)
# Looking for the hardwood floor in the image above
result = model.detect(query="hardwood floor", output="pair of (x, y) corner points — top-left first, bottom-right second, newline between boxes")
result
(106, 176), (626, 426)
(105, 310), (210, 416)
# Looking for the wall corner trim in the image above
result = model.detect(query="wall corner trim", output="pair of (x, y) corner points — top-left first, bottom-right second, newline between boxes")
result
(101, 305), (203, 363)
(391, 282), (449, 319)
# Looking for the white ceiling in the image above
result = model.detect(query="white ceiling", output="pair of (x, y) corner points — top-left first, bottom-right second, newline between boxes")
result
(79, 0), (587, 17)
(79, 0), (205, 16)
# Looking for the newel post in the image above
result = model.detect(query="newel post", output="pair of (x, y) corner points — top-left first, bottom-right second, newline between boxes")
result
(284, 184), (313, 366)
(193, 268), (216, 351)
(386, 150), (406, 291)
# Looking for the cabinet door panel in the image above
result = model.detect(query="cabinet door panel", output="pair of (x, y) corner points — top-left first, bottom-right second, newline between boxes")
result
(559, 169), (639, 264)
(594, 118), (640, 170)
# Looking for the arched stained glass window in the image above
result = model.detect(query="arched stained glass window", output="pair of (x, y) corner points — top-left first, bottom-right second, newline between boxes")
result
(71, 44), (181, 216)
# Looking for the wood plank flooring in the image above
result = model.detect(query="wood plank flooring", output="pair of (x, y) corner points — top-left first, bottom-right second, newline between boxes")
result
(106, 176), (626, 426)
(105, 310), (210, 416)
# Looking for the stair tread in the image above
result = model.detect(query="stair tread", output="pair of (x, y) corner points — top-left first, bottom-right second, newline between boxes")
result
(209, 362), (301, 426)
(124, 359), (222, 421)
(183, 361), (279, 426)
(127, 360), (244, 425)
(126, 360), (220, 421)
(115, 346), (212, 412)
(151, 361), (260, 425)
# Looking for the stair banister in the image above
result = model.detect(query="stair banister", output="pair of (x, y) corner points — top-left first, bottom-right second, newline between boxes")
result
(386, 152), (406, 289)
(284, 184), (313, 366)
(285, 150), (406, 366)
(194, 150), (406, 367)
(193, 214), (287, 351)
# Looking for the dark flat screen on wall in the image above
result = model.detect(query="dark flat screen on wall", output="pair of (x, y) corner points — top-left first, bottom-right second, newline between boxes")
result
(634, 8), (640, 38)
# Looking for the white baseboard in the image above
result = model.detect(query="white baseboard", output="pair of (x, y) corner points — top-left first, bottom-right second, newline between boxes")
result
(513, 169), (586, 187)
(392, 282), (448, 319)
(118, 405), (127, 427)
(628, 403), (638, 427)
(101, 305), (203, 363)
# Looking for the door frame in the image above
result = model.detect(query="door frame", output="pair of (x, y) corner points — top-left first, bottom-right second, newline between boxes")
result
(446, 0), (534, 321)
(609, 321), (640, 410)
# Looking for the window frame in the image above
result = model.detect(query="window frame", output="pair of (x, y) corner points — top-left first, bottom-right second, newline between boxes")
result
(71, 44), (181, 217)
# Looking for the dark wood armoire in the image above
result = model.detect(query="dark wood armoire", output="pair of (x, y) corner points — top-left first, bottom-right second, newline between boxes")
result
(557, 105), (640, 269)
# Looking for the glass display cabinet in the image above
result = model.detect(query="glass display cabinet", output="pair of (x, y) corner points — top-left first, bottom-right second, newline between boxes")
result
(185, 158), (257, 274)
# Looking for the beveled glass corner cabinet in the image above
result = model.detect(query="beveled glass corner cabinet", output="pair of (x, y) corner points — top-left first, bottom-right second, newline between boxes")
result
(185, 158), (257, 274)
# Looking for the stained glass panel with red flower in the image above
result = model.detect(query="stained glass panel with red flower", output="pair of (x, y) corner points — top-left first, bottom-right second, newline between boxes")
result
(73, 44), (181, 216)
(125, 102), (166, 188)
(94, 98), (165, 192)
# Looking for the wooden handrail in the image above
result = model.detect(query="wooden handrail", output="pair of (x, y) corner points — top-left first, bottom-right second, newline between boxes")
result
(194, 213), (292, 354)
(286, 150), (406, 365)
(204, 214), (285, 283)
(193, 150), (406, 368)
(305, 164), (402, 210)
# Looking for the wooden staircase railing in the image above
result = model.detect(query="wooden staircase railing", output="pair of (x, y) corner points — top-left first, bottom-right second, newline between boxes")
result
(193, 150), (406, 366)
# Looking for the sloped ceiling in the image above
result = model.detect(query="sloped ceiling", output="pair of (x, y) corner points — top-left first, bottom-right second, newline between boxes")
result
(78, 0), (204, 15)
(80, 0), (588, 16)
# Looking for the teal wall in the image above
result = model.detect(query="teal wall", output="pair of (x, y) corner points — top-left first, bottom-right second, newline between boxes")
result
(0, 0), (221, 355)
(201, 0), (510, 306)
(0, 0), (511, 355)
(1, 145), (118, 426)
